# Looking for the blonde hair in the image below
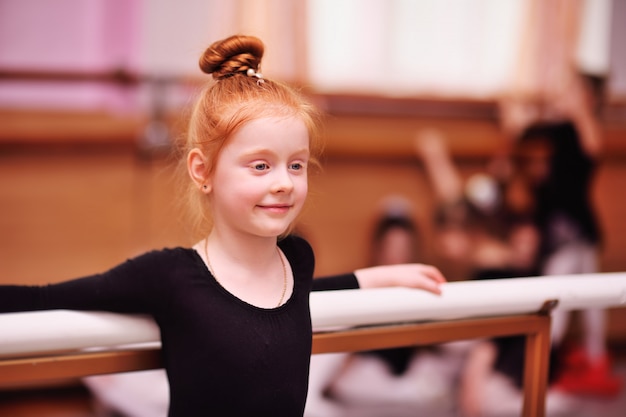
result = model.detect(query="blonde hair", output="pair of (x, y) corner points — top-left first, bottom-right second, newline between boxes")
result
(175, 35), (323, 238)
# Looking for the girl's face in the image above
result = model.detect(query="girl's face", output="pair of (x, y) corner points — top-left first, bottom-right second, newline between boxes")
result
(374, 227), (417, 265)
(514, 138), (553, 186)
(209, 116), (310, 239)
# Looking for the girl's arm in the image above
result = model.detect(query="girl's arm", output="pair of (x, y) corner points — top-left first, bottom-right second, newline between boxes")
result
(414, 129), (464, 205)
(552, 74), (602, 158)
(312, 264), (445, 295)
(0, 284), (48, 313)
(353, 263), (445, 294)
(0, 273), (149, 314)
(0, 250), (172, 315)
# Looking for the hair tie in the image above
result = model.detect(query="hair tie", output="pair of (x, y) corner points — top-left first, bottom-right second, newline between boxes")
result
(246, 68), (265, 85)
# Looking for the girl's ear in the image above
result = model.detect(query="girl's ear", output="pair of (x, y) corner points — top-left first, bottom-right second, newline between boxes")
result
(187, 148), (212, 193)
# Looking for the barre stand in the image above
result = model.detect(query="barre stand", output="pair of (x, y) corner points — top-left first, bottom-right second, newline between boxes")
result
(0, 301), (558, 417)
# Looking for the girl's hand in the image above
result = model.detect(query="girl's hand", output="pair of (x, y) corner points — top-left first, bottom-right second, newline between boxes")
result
(353, 264), (446, 295)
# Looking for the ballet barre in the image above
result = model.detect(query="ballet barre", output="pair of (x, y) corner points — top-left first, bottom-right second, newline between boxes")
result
(1, 273), (625, 417)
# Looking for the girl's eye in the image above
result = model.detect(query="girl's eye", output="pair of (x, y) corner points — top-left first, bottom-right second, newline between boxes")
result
(253, 163), (269, 171)
(290, 162), (305, 171)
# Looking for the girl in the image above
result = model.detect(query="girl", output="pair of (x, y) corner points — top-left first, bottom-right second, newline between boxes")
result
(0, 35), (445, 417)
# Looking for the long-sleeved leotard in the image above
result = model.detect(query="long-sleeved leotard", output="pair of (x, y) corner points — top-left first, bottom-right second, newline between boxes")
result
(0, 235), (358, 417)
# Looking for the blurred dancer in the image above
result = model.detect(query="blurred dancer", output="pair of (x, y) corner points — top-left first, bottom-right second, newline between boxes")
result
(514, 73), (621, 397)
(306, 198), (460, 417)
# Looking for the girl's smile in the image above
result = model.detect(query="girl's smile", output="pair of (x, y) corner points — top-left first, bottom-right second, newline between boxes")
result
(257, 203), (292, 213)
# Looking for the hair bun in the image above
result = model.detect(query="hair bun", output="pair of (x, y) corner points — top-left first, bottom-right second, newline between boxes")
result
(199, 35), (264, 80)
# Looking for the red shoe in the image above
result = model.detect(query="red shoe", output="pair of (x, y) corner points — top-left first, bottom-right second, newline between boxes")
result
(554, 353), (622, 398)
(560, 345), (588, 371)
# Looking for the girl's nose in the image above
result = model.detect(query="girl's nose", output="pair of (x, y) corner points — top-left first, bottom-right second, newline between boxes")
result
(271, 168), (294, 193)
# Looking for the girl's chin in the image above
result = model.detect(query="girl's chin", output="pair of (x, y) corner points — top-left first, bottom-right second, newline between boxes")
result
(254, 224), (293, 238)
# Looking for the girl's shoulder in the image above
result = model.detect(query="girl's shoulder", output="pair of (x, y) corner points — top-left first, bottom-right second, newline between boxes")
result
(278, 234), (313, 258)
(130, 246), (198, 264)
(278, 235), (315, 277)
(119, 247), (203, 281)
(114, 247), (208, 298)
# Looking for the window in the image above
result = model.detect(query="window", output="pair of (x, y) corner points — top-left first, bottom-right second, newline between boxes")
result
(306, 0), (525, 98)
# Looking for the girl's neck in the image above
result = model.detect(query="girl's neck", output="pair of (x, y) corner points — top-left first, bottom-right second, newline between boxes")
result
(195, 231), (291, 308)
(206, 229), (278, 267)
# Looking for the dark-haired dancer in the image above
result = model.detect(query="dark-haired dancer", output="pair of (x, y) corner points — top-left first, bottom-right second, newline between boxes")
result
(514, 73), (621, 396)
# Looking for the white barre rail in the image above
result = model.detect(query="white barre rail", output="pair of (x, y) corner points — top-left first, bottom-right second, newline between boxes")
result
(2, 273), (625, 417)
(0, 273), (624, 358)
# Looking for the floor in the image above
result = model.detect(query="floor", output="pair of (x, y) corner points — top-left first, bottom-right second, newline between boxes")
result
(308, 346), (626, 417)
(330, 364), (626, 417)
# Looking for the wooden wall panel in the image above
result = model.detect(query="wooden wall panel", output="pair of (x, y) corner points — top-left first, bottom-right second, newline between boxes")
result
(1, 109), (625, 345)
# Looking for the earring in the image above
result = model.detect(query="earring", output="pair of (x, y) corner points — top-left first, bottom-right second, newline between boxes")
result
(202, 184), (208, 190)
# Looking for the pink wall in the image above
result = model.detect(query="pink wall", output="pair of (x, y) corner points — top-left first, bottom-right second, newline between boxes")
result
(0, 0), (141, 111)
